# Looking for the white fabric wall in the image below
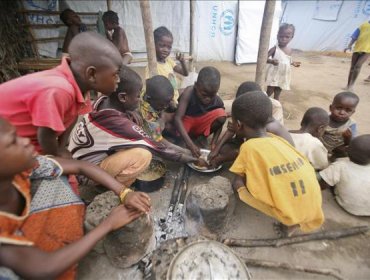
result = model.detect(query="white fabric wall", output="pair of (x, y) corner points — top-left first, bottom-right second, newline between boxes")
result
(235, 1), (281, 64)
(66, 0), (190, 53)
(282, 0), (370, 51)
(193, 1), (238, 61)
(23, 0), (59, 57)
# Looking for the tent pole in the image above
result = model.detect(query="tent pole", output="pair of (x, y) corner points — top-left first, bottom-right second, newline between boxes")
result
(106, 0), (112, 10)
(140, 0), (158, 77)
(189, 0), (195, 70)
(255, 0), (276, 88)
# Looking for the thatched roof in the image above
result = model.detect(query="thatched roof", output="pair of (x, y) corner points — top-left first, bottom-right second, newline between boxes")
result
(0, 0), (35, 83)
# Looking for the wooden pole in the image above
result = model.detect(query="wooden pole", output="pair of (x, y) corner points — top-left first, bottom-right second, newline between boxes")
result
(140, 0), (158, 77)
(222, 226), (369, 248)
(255, 0), (276, 88)
(241, 257), (344, 280)
(106, 0), (112, 11)
(189, 0), (195, 71)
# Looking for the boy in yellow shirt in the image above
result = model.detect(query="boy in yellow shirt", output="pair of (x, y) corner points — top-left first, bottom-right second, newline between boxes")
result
(344, 20), (370, 90)
(230, 91), (324, 236)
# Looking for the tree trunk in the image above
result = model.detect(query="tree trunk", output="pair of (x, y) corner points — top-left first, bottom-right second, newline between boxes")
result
(255, 0), (276, 88)
(139, 0), (157, 77)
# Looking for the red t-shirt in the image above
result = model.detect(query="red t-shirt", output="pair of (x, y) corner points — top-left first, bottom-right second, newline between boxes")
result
(0, 57), (91, 152)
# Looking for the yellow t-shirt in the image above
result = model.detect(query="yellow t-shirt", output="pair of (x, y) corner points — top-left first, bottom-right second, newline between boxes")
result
(230, 134), (324, 232)
(145, 57), (179, 103)
(354, 21), (370, 53)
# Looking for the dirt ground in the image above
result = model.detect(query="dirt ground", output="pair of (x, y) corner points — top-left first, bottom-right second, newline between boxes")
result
(78, 53), (370, 279)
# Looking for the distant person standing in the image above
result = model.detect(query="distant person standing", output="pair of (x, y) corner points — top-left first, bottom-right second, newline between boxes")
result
(60, 8), (87, 54)
(266, 23), (301, 100)
(344, 20), (370, 90)
(102, 10), (133, 65)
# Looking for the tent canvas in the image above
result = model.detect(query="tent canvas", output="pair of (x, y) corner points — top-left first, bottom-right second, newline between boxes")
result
(281, 0), (370, 51)
(235, 0), (281, 64)
(23, 0), (280, 62)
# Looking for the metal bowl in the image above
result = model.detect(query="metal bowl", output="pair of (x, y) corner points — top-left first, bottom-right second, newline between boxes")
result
(166, 240), (251, 280)
(187, 149), (222, 173)
(133, 160), (166, 192)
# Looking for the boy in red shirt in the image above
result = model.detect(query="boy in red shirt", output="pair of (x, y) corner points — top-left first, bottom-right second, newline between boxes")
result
(0, 32), (122, 158)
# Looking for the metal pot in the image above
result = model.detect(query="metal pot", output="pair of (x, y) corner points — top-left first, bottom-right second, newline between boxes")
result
(133, 160), (166, 193)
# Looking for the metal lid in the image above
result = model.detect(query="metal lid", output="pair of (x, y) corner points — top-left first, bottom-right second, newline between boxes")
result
(166, 240), (251, 280)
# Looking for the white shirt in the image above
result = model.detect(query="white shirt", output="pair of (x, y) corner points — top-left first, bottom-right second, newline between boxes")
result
(320, 158), (370, 216)
(290, 132), (329, 170)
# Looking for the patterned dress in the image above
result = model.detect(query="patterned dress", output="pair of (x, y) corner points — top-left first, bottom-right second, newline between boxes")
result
(0, 156), (85, 280)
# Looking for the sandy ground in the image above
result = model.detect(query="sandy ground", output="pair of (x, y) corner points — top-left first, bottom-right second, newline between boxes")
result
(78, 53), (370, 279)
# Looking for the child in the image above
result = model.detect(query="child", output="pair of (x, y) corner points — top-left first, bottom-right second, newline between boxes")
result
(69, 68), (197, 186)
(209, 81), (293, 168)
(146, 26), (189, 107)
(230, 92), (324, 236)
(344, 20), (370, 90)
(140, 75), (175, 142)
(138, 75), (197, 161)
(0, 32), (122, 158)
(319, 135), (370, 216)
(266, 23), (301, 100)
(60, 8), (87, 53)
(102, 10), (133, 64)
(290, 107), (329, 170)
(0, 118), (150, 279)
(174, 66), (227, 158)
(320, 91), (359, 158)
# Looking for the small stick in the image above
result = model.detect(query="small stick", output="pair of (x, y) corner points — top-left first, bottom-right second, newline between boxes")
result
(222, 225), (369, 248)
(241, 257), (345, 280)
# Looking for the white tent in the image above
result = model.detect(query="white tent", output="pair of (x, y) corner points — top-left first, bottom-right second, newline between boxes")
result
(281, 0), (370, 51)
(24, 0), (281, 63)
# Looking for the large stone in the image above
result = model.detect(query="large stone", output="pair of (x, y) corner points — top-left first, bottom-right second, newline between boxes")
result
(209, 175), (235, 216)
(85, 191), (155, 268)
(185, 176), (233, 235)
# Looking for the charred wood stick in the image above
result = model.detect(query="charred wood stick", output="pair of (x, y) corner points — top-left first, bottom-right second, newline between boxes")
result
(240, 257), (344, 280)
(166, 166), (185, 222)
(222, 226), (369, 248)
(178, 166), (190, 205)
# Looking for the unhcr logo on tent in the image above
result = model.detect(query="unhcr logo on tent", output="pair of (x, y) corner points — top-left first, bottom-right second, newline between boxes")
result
(219, 9), (235, 36)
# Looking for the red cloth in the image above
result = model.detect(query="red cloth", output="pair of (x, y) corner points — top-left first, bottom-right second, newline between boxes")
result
(182, 108), (226, 137)
(0, 57), (91, 152)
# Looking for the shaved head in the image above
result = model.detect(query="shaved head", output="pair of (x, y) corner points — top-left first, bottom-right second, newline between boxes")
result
(301, 107), (329, 128)
(68, 32), (122, 94)
(69, 31), (121, 69)
(348, 135), (370, 165)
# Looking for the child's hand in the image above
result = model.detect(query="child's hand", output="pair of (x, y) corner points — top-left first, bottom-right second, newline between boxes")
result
(209, 155), (222, 169)
(176, 52), (185, 62)
(166, 100), (178, 112)
(344, 47), (351, 53)
(124, 192), (151, 213)
(208, 148), (219, 162)
(227, 121), (237, 133)
(195, 158), (209, 168)
(104, 205), (143, 231)
(272, 59), (279, 66)
(189, 143), (201, 158)
(292, 61), (301, 67)
(342, 128), (352, 145)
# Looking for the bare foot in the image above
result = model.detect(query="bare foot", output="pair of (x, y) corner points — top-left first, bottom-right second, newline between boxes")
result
(273, 222), (301, 238)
